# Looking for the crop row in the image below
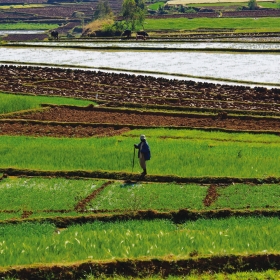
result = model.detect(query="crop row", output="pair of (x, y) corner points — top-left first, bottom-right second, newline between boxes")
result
(0, 217), (279, 267)
(1, 176), (280, 218)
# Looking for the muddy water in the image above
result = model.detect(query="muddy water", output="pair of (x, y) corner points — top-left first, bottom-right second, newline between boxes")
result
(1, 46), (280, 86)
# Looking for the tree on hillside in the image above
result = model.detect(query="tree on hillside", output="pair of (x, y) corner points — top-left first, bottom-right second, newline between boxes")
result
(248, 0), (258, 10)
(122, 0), (147, 30)
(93, 0), (113, 20)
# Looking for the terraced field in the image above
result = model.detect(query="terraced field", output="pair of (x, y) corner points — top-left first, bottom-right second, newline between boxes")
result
(0, 65), (279, 279)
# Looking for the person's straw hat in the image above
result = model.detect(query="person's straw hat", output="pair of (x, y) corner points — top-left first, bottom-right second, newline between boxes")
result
(140, 135), (146, 140)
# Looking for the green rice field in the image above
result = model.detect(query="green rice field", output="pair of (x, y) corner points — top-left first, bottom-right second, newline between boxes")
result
(0, 177), (105, 212)
(0, 72), (279, 278)
(0, 217), (279, 267)
(145, 17), (280, 32)
(0, 23), (58, 30)
(0, 129), (279, 178)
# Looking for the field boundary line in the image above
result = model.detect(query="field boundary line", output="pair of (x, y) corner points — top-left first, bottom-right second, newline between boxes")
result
(0, 253), (280, 279)
(1, 208), (280, 227)
(1, 168), (280, 184)
(3, 43), (280, 53)
(74, 181), (113, 212)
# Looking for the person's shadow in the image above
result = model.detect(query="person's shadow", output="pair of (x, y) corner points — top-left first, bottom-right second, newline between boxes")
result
(120, 180), (139, 188)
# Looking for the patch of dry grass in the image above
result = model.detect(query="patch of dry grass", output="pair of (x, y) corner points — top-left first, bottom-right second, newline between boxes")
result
(83, 18), (114, 33)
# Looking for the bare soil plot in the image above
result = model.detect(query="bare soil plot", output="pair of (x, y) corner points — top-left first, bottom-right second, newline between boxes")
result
(7, 106), (280, 135)
(0, 121), (130, 137)
(3, 33), (48, 41)
(1, 65), (280, 113)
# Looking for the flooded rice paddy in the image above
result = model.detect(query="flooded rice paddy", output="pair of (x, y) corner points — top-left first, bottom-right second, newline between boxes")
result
(9, 40), (280, 50)
(1, 44), (280, 86)
(0, 30), (46, 35)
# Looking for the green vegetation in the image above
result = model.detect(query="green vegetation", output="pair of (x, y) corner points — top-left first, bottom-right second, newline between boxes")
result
(122, 0), (147, 30)
(89, 181), (280, 211)
(259, 1), (280, 8)
(0, 212), (21, 221)
(0, 217), (279, 266)
(248, 0), (258, 9)
(127, 128), (280, 143)
(210, 183), (280, 209)
(0, 177), (105, 212)
(88, 182), (207, 211)
(0, 92), (95, 114)
(93, 0), (113, 19)
(0, 23), (58, 30)
(0, 128), (280, 178)
(0, 4), (46, 9)
(1, 177), (280, 221)
(148, 1), (165, 10)
(145, 17), (280, 32)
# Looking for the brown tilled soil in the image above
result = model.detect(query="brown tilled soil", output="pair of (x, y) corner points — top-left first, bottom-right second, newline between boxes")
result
(0, 121), (130, 138)
(7, 106), (280, 135)
(203, 184), (220, 206)
(1, 65), (280, 113)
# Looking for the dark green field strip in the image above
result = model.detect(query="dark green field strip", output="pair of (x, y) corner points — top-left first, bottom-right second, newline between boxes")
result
(1, 254), (280, 279)
(1, 208), (280, 228)
(1, 168), (280, 184)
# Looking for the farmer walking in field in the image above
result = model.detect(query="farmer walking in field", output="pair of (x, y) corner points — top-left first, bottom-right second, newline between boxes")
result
(134, 135), (151, 176)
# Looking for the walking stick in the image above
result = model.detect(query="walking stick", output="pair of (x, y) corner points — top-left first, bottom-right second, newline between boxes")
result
(132, 147), (136, 172)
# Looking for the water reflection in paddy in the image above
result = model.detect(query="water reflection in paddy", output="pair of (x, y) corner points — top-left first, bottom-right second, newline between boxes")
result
(0, 30), (46, 35)
(1, 46), (280, 85)
(10, 41), (280, 50)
